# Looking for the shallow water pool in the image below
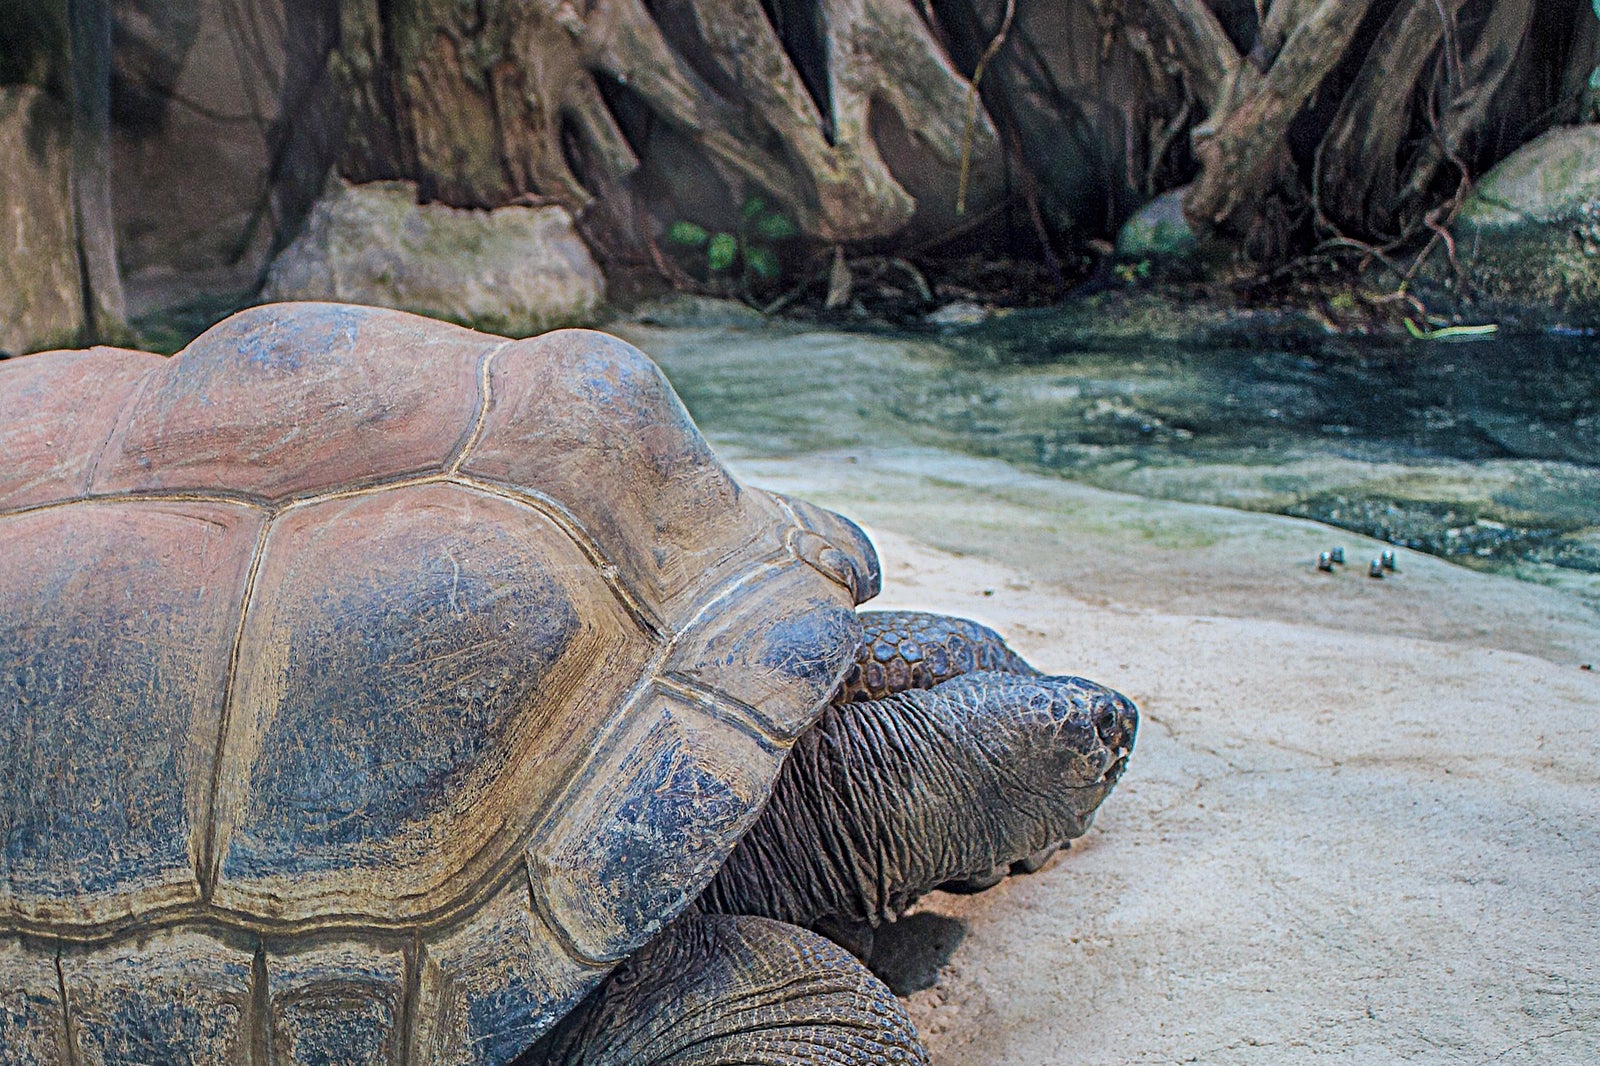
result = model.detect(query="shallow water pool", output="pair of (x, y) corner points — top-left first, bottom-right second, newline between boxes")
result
(624, 303), (1600, 609)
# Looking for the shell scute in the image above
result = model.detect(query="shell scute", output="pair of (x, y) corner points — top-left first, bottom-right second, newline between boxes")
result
(663, 560), (864, 739)
(213, 483), (652, 923)
(459, 329), (783, 622)
(0, 938), (71, 1064)
(415, 882), (604, 1066)
(531, 687), (784, 964)
(91, 303), (492, 502)
(0, 346), (162, 512)
(0, 501), (261, 928)
(266, 940), (407, 1065)
(59, 929), (255, 1065)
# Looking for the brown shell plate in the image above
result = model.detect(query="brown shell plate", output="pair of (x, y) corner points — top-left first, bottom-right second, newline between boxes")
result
(0, 303), (877, 1064)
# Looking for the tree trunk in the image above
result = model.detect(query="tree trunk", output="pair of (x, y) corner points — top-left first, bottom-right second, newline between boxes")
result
(0, 86), (83, 355)
(67, 0), (125, 339)
(9, 0), (1579, 298)
(1182, 0), (1381, 260)
(1135, 0), (1239, 109)
(334, 0), (1002, 248)
(1563, 3), (1600, 120)
(1316, 0), (1471, 241)
(1395, 0), (1537, 217)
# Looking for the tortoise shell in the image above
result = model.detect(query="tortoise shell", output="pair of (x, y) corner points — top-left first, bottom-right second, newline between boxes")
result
(0, 303), (878, 1065)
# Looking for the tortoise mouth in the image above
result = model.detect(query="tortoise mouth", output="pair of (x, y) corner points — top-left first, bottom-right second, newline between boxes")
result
(1064, 748), (1127, 795)
(1102, 749), (1129, 787)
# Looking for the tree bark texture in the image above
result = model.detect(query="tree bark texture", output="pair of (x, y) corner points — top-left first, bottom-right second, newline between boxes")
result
(929, 0), (1193, 246)
(109, 0), (342, 305)
(7, 0), (1586, 301)
(1102, 0), (1596, 261)
(1315, 0), (1471, 240)
(1181, 0), (1382, 257)
(68, 0), (126, 338)
(1133, 0), (1239, 109)
(0, 0), (125, 350)
(335, 0), (1005, 246)
(0, 86), (85, 355)
(1562, 5), (1600, 120)
(1393, 0), (1539, 210)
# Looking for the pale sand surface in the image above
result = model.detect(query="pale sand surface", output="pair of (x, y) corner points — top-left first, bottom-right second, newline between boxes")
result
(734, 451), (1600, 1066)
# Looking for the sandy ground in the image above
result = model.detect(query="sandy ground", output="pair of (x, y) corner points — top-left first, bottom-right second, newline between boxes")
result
(734, 450), (1600, 1066)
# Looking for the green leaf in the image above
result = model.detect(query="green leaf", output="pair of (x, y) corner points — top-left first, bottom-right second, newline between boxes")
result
(755, 211), (798, 240)
(745, 245), (781, 279)
(1590, 65), (1600, 91)
(666, 221), (709, 247)
(1404, 318), (1499, 340)
(708, 232), (739, 271)
(741, 196), (767, 221)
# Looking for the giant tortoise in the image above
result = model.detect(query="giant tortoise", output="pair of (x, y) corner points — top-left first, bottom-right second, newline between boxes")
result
(0, 303), (1136, 1064)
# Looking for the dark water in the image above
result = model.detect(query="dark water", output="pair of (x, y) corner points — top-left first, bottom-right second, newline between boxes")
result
(954, 312), (1599, 468)
(632, 303), (1600, 604)
(909, 312), (1600, 587)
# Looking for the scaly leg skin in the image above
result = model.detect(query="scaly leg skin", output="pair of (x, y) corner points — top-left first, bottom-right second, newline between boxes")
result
(524, 913), (927, 1066)
(836, 611), (1037, 703)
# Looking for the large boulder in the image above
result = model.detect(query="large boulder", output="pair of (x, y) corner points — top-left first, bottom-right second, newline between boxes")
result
(261, 180), (605, 335)
(1115, 188), (1198, 260)
(0, 87), (83, 355)
(1446, 125), (1600, 327)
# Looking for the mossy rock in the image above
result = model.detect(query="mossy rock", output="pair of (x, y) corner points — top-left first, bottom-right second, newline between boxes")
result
(1445, 125), (1600, 329)
(1114, 188), (1198, 260)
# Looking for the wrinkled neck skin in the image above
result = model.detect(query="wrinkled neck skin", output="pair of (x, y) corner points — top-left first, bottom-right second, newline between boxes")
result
(700, 672), (1134, 928)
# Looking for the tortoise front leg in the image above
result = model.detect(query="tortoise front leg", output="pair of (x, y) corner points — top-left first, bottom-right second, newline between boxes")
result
(836, 611), (1037, 703)
(524, 913), (927, 1066)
